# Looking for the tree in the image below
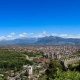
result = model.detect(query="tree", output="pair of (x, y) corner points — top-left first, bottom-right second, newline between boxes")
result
(50, 69), (80, 80)
(0, 78), (4, 80)
(45, 60), (62, 80)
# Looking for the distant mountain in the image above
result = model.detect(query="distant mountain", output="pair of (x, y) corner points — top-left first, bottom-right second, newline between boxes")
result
(0, 37), (38, 46)
(0, 36), (80, 46)
(13, 37), (38, 45)
(35, 36), (80, 45)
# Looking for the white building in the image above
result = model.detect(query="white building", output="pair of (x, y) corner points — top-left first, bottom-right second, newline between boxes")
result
(27, 66), (33, 78)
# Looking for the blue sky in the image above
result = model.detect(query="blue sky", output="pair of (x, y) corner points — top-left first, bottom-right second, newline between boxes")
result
(0, 0), (80, 40)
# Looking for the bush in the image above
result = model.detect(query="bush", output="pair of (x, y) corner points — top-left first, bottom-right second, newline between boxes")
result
(51, 69), (80, 80)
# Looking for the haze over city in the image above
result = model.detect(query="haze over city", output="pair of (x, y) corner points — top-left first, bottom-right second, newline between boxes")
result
(0, 0), (80, 40)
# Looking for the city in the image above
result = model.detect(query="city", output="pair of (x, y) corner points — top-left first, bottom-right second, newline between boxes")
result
(0, 0), (80, 80)
(0, 45), (80, 80)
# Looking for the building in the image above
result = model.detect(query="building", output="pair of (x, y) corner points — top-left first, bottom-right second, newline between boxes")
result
(27, 66), (33, 79)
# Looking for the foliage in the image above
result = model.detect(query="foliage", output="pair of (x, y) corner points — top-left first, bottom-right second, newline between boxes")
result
(25, 60), (33, 65)
(23, 51), (42, 57)
(45, 62), (80, 80)
(50, 69), (80, 80)
(0, 78), (3, 80)
(23, 52), (36, 57)
(38, 74), (46, 80)
(45, 60), (62, 80)
(68, 63), (80, 72)
(0, 51), (33, 72)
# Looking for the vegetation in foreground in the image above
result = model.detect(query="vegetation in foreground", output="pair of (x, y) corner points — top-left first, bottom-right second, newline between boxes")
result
(44, 60), (80, 80)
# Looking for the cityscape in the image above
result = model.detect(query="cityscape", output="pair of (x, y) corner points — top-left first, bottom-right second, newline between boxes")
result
(0, 0), (80, 80)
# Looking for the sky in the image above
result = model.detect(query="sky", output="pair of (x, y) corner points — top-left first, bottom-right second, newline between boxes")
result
(0, 0), (80, 40)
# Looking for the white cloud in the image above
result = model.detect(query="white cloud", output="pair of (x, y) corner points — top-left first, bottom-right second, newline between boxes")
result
(51, 33), (57, 36)
(34, 31), (47, 38)
(43, 31), (46, 35)
(19, 33), (27, 38)
(1, 31), (80, 41)
(6, 33), (16, 40)
(7, 35), (13, 38)
(11, 32), (15, 35)
(23, 32), (27, 35)
(0, 36), (14, 40)
(0, 36), (7, 40)
(19, 34), (25, 37)
(0, 32), (33, 40)
(59, 34), (80, 38)
(34, 34), (44, 38)
(60, 34), (68, 37)
(67, 35), (80, 38)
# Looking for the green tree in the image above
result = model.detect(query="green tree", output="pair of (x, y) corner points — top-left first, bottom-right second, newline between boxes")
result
(45, 60), (62, 80)
(0, 78), (4, 80)
(50, 69), (80, 80)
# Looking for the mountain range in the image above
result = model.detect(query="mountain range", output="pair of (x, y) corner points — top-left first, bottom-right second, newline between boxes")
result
(0, 36), (80, 46)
